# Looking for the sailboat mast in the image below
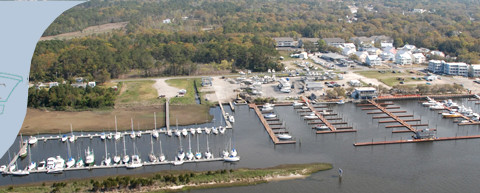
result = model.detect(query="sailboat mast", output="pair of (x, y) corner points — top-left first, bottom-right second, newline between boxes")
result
(206, 135), (210, 152)
(104, 137), (108, 157)
(196, 134), (200, 152)
(123, 136), (126, 155)
(188, 134), (192, 152)
(150, 135), (154, 154)
(159, 140), (163, 155)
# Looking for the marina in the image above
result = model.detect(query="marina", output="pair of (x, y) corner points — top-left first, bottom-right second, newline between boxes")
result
(249, 104), (296, 144)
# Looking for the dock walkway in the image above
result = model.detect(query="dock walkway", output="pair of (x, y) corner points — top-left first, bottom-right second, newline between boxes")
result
(366, 100), (420, 133)
(249, 104), (295, 144)
(301, 96), (356, 134)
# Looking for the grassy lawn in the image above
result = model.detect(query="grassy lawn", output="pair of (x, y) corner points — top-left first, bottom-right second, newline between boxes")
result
(356, 70), (423, 87)
(116, 80), (161, 105)
(166, 78), (202, 105)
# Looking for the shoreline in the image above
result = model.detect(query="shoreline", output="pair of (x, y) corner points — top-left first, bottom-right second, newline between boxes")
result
(0, 163), (333, 192)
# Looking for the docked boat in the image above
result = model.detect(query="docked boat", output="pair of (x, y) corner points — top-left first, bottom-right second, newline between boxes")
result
(195, 135), (203, 159)
(66, 157), (75, 168)
(229, 115), (235, 123)
(442, 111), (462, 118)
(122, 136), (129, 164)
(61, 135), (68, 142)
(261, 106), (274, 112)
(11, 169), (29, 176)
(100, 132), (106, 140)
(304, 113), (317, 119)
(292, 101), (304, 106)
(196, 127), (202, 134)
(172, 158), (184, 166)
(47, 156), (64, 174)
(224, 155), (240, 162)
(205, 135), (213, 159)
(158, 140), (166, 162)
(422, 100), (437, 106)
(264, 113), (276, 119)
(75, 158), (84, 168)
(85, 147), (95, 166)
(337, 100), (345, 104)
(0, 165), (6, 173)
(182, 129), (188, 137)
(152, 130), (159, 138)
(177, 134), (185, 161)
(219, 126), (226, 134)
(186, 135), (194, 160)
(167, 129), (173, 137)
(313, 125), (329, 130)
(429, 104), (445, 110)
(107, 133), (113, 140)
(37, 160), (46, 170)
(175, 129), (181, 137)
(136, 131), (142, 138)
(212, 127), (219, 135)
(190, 128), (196, 135)
(277, 134), (292, 140)
(27, 146), (36, 171)
(205, 127), (211, 134)
(152, 112), (159, 139)
(114, 116), (122, 140)
(149, 135), (157, 163)
(102, 137), (111, 166)
(126, 155), (142, 169)
(69, 124), (76, 142)
(130, 119), (136, 139)
(113, 155), (121, 164)
(19, 139), (27, 158)
(28, 136), (38, 145)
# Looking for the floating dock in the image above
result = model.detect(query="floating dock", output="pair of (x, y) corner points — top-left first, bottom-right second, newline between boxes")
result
(354, 135), (480, 146)
(249, 104), (296, 144)
(218, 101), (233, 129)
(300, 96), (356, 134)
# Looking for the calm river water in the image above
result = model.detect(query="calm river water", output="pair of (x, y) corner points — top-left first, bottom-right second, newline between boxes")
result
(2, 98), (480, 193)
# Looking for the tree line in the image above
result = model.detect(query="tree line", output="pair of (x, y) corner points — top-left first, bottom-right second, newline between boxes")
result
(27, 84), (117, 110)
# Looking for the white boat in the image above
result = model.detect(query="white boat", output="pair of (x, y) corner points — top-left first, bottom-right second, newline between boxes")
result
(85, 147), (95, 166)
(264, 103), (275, 108)
(204, 135), (213, 159)
(261, 106), (274, 112)
(126, 155), (142, 169)
(113, 120), (121, 164)
(167, 129), (173, 137)
(205, 127), (211, 134)
(429, 104), (445, 110)
(173, 158), (184, 166)
(219, 126), (226, 134)
(61, 135), (68, 142)
(224, 137), (240, 162)
(113, 155), (121, 164)
(102, 136), (111, 166)
(182, 129), (188, 137)
(11, 169), (29, 176)
(48, 156), (65, 174)
(230, 148), (237, 157)
(321, 110), (330, 115)
(186, 135), (194, 160)
(190, 128), (196, 135)
(136, 131), (142, 138)
(46, 157), (61, 174)
(69, 124), (76, 143)
(122, 136), (129, 164)
(229, 115), (235, 123)
(76, 158), (84, 168)
(304, 113), (317, 119)
(37, 160), (46, 170)
(107, 133), (113, 140)
(130, 118), (136, 139)
(158, 140), (166, 162)
(292, 101), (304, 106)
(277, 134), (293, 140)
(313, 125), (329, 130)
(196, 127), (202, 134)
(28, 136), (38, 145)
(0, 165), (6, 173)
(66, 157), (75, 168)
(26, 145), (36, 171)
(224, 155), (240, 162)
(337, 100), (345, 104)
(100, 132), (106, 140)
(152, 112), (159, 139)
(152, 130), (159, 138)
(177, 134), (185, 161)
(264, 113), (276, 118)
(212, 127), (219, 135)
(149, 135), (157, 163)
(175, 129), (181, 137)
(195, 134), (202, 159)
(222, 150), (229, 158)
(114, 116), (121, 140)
(422, 100), (437, 106)
(19, 139), (27, 158)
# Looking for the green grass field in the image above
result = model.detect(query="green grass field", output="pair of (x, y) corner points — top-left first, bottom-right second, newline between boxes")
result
(166, 78), (202, 105)
(116, 80), (162, 105)
(356, 70), (423, 87)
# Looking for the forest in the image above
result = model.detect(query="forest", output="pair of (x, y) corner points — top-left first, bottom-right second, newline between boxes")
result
(27, 84), (117, 110)
(32, 0), (480, 82)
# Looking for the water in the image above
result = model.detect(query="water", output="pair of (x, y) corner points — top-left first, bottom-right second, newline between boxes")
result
(3, 98), (480, 193)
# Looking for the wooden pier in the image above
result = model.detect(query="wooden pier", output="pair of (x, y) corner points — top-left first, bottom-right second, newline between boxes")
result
(300, 96), (356, 134)
(218, 101), (233, 129)
(364, 100), (427, 133)
(354, 135), (480, 146)
(249, 104), (296, 144)
(166, 98), (170, 131)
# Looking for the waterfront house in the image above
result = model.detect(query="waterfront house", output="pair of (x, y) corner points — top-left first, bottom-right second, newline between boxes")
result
(351, 87), (377, 99)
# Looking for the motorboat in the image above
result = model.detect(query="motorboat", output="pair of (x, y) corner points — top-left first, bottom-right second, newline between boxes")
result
(320, 110), (331, 115)
(11, 169), (29, 176)
(264, 113), (276, 119)
(304, 113), (317, 119)
(337, 100), (345, 104)
(47, 156), (64, 174)
(172, 158), (184, 166)
(261, 106), (274, 112)
(28, 136), (38, 145)
(212, 127), (219, 135)
(136, 131), (142, 138)
(429, 103), (445, 110)
(28, 161), (36, 171)
(292, 101), (304, 106)
(126, 155), (142, 169)
(196, 127), (202, 134)
(107, 133), (113, 140)
(37, 160), (46, 170)
(313, 125), (329, 130)
(277, 134), (293, 140)
(442, 111), (462, 118)
(190, 128), (196, 135)
(85, 147), (95, 166)
(422, 100), (437, 106)
(182, 129), (188, 137)
(219, 126), (226, 134)
(224, 155), (240, 162)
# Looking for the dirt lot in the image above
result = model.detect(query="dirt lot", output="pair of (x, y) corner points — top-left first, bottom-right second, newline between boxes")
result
(20, 104), (211, 135)
(40, 22), (128, 41)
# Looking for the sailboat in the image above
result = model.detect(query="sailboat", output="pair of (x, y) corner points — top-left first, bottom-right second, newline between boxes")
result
(19, 134), (27, 158)
(224, 132), (240, 162)
(107, 133), (113, 140)
(102, 137), (111, 166)
(212, 127), (219, 135)
(182, 128), (188, 137)
(28, 135), (38, 145)
(219, 126), (226, 134)
(186, 134), (194, 160)
(100, 132), (106, 140)
(149, 135), (158, 162)
(85, 146), (95, 166)
(126, 140), (142, 168)
(167, 129), (173, 137)
(195, 134), (202, 159)
(113, 133), (121, 164)
(61, 134), (68, 142)
(196, 127), (202, 134)
(136, 122), (142, 138)
(152, 112), (159, 139)
(158, 139), (165, 162)
(122, 136), (129, 164)
(11, 160), (29, 176)
(130, 118), (136, 139)
(76, 157), (84, 168)
(204, 135), (212, 159)
(176, 133), (185, 162)
(114, 116), (121, 140)
(205, 127), (211, 135)
(68, 124), (76, 143)
(65, 140), (75, 168)
(190, 128), (196, 135)
(37, 160), (46, 171)
(27, 145), (36, 171)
